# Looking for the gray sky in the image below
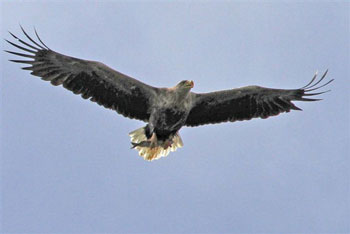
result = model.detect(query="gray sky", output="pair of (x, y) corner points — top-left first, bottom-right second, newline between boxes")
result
(1, 1), (349, 233)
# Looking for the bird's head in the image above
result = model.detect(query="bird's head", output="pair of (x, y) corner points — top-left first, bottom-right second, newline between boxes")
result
(172, 80), (194, 100)
(175, 80), (194, 90)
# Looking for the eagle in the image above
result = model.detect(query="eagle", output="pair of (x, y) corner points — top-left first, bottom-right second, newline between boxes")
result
(5, 27), (333, 161)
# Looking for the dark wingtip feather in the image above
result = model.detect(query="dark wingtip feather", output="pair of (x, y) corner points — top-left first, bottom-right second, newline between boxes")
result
(301, 71), (318, 89)
(21, 66), (33, 70)
(9, 59), (35, 64)
(298, 97), (322, 102)
(8, 31), (19, 40)
(299, 70), (333, 103)
(20, 25), (46, 50)
(305, 78), (334, 92)
(6, 32), (41, 52)
(34, 27), (50, 50)
(301, 70), (332, 91)
(4, 50), (35, 58)
(303, 90), (331, 96)
(305, 70), (329, 89)
(5, 39), (37, 54)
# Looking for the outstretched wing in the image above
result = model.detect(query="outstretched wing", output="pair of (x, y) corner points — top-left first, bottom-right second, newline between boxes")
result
(5, 27), (158, 122)
(185, 71), (333, 127)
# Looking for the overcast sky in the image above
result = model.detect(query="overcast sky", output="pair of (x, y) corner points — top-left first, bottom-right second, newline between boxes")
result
(1, 1), (349, 233)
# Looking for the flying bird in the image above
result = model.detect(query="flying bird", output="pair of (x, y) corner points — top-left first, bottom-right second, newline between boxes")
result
(5, 27), (333, 161)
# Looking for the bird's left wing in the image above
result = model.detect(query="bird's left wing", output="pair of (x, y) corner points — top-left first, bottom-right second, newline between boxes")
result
(185, 71), (333, 127)
(5, 27), (158, 122)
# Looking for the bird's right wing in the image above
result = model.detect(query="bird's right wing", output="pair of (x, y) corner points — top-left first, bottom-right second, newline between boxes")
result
(185, 71), (333, 127)
(5, 27), (159, 122)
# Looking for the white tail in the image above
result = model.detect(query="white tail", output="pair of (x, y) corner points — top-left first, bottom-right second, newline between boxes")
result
(129, 127), (183, 161)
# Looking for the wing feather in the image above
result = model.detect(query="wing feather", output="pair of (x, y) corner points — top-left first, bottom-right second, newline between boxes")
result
(6, 28), (158, 122)
(185, 71), (333, 126)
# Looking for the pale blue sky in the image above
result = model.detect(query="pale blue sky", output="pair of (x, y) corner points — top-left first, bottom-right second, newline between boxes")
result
(1, 1), (349, 233)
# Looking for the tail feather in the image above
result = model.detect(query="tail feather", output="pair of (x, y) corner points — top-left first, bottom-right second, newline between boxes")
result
(128, 127), (183, 161)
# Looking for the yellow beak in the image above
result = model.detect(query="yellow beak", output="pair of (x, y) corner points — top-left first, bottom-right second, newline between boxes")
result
(188, 80), (194, 88)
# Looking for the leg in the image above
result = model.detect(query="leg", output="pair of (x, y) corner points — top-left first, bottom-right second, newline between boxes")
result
(149, 132), (158, 148)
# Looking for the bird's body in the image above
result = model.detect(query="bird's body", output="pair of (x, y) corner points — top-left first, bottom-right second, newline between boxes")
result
(129, 81), (194, 159)
(151, 85), (193, 137)
(6, 27), (333, 161)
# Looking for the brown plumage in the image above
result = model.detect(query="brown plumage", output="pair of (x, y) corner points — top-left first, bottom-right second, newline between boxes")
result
(5, 27), (333, 161)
